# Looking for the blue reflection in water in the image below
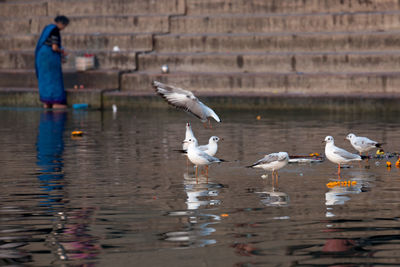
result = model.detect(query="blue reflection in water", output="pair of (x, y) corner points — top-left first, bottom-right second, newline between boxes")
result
(36, 111), (67, 210)
(35, 111), (100, 263)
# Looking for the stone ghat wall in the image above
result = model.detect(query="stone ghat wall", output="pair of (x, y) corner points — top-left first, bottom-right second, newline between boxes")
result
(1, 0), (400, 101)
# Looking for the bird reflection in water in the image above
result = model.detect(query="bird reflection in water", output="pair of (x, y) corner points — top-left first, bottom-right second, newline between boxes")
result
(162, 173), (223, 248)
(325, 170), (374, 216)
(256, 183), (289, 207)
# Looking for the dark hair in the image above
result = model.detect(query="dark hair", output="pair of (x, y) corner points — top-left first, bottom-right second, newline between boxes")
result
(54, 15), (70, 26)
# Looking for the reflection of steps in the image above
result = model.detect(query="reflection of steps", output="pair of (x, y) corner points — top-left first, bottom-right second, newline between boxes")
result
(1, 0), (400, 106)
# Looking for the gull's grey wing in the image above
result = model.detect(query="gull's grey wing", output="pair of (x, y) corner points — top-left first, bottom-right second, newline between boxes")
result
(153, 81), (206, 120)
(353, 137), (377, 147)
(249, 153), (285, 167)
(196, 150), (220, 163)
(333, 147), (360, 160)
(197, 144), (208, 151)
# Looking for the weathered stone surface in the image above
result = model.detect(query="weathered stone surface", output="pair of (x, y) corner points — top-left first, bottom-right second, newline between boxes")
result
(0, 1), (47, 18)
(154, 32), (400, 53)
(0, 33), (153, 51)
(48, 0), (185, 16)
(0, 15), (169, 35)
(138, 52), (400, 73)
(170, 12), (400, 34)
(186, 0), (400, 15)
(0, 87), (107, 108)
(62, 33), (153, 51)
(0, 69), (119, 89)
(66, 88), (107, 109)
(0, 51), (137, 70)
(59, 15), (169, 34)
(103, 90), (400, 112)
(121, 71), (400, 94)
(0, 88), (40, 107)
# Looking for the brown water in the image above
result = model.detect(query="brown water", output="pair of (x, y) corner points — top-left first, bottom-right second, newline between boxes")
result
(1, 107), (400, 266)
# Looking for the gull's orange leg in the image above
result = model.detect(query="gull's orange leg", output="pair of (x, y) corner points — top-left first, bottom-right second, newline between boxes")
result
(338, 163), (341, 176)
(208, 119), (212, 129)
(276, 171), (279, 187)
(205, 165), (209, 177)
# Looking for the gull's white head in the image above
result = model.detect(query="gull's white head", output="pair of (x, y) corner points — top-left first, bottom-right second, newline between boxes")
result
(324, 136), (334, 144)
(184, 138), (197, 147)
(209, 136), (220, 144)
(278, 152), (289, 158)
(346, 133), (356, 141)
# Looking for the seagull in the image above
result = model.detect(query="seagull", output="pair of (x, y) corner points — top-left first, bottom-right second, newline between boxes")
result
(197, 136), (220, 157)
(345, 133), (383, 156)
(246, 152), (289, 186)
(153, 81), (221, 128)
(323, 136), (366, 175)
(184, 138), (225, 180)
(182, 123), (198, 151)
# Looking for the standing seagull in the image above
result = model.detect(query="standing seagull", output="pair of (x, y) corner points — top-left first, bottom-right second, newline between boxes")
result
(345, 133), (383, 156)
(182, 123), (198, 166)
(185, 138), (225, 181)
(198, 136), (220, 157)
(182, 123), (198, 151)
(153, 81), (221, 128)
(324, 136), (366, 175)
(246, 152), (289, 186)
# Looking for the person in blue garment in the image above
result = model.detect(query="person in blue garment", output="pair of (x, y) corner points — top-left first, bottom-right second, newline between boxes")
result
(35, 15), (70, 109)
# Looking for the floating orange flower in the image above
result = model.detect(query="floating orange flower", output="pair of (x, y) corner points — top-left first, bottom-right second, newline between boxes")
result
(71, 131), (83, 136)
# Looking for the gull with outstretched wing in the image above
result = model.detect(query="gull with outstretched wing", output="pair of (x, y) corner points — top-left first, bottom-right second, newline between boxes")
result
(153, 81), (221, 128)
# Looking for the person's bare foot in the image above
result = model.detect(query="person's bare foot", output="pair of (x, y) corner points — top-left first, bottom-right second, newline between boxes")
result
(43, 103), (52, 109)
(53, 104), (67, 109)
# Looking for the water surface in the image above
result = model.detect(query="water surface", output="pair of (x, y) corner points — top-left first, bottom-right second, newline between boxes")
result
(1, 107), (400, 266)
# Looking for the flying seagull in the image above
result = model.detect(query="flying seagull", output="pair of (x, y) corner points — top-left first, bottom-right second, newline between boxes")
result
(153, 81), (221, 128)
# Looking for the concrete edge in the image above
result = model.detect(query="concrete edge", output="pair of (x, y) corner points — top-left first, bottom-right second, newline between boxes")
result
(1, 88), (399, 112)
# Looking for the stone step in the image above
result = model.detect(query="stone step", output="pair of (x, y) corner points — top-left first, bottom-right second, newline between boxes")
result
(121, 71), (400, 95)
(0, 1), (47, 18)
(0, 87), (107, 109)
(0, 50), (137, 70)
(186, 0), (400, 15)
(170, 12), (400, 34)
(154, 31), (400, 53)
(0, 15), (169, 35)
(0, 69), (120, 89)
(48, 0), (185, 16)
(137, 52), (400, 74)
(103, 90), (400, 112)
(0, 33), (153, 51)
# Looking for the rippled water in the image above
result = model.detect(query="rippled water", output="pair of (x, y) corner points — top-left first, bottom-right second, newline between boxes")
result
(1, 107), (400, 266)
